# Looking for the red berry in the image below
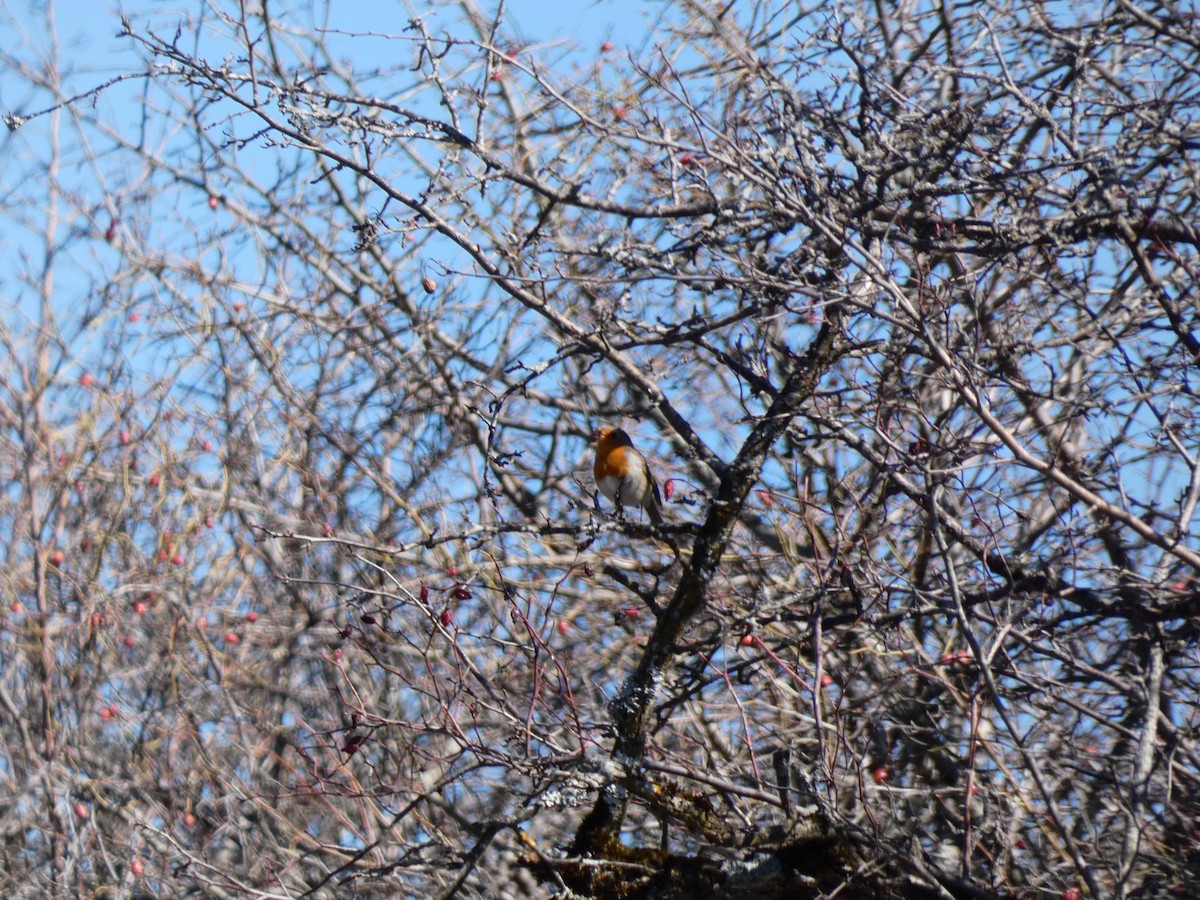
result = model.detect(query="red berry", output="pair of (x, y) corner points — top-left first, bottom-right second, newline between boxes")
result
(200, 439), (212, 452)
(453, 587), (472, 600)
(182, 813), (196, 827)
(601, 41), (614, 52)
(205, 516), (215, 529)
(557, 620), (570, 635)
(119, 429), (131, 445)
(872, 766), (891, 784)
(128, 311), (141, 323)
(245, 611), (258, 623)
(1062, 888), (1082, 900)
(224, 632), (239, 644)
(131, 858), (144, 877)
(208, 196), (219, 210)
(757, 489), (773, 506)
(74, 802), (89, 820)
(123, 635), (135, 647)
(79, 372), (95, 388)
(439, 609), (452, 627)
(664, 479), (675, 500)
(739, 633), (756, 647)
(148, 473), (161, 488)
(612, 105), (628, 120)
(133, 601), (147, 615)
(419, 584), (430, 603)
(49, 550), (65, 566)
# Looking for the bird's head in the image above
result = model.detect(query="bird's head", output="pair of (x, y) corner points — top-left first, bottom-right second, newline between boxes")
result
(593, 426), (633, 449)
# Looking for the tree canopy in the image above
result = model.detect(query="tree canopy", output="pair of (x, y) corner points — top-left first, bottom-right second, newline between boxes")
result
(2, 0), (1199, 897)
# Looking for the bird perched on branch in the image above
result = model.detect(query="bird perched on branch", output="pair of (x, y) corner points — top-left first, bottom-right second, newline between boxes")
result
(593, 426), (664, 526)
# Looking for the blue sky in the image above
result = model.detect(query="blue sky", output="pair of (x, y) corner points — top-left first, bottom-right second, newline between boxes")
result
(12, 0), (652, 74)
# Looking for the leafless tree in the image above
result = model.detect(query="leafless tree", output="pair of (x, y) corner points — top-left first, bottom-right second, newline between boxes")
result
(2, 0), (1199, 897)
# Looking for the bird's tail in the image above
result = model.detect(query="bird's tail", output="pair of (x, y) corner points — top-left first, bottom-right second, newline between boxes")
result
(645, 487), (664, 526)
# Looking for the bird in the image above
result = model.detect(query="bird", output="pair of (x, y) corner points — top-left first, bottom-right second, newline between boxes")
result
(592, 426), (664, 526)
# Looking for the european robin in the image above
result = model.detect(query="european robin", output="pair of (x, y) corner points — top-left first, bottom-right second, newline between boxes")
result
(592, 427), (664, 525)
